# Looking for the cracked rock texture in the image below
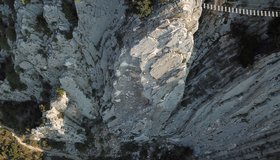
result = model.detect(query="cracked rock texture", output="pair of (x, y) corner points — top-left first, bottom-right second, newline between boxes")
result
(0, 0), (280, 159)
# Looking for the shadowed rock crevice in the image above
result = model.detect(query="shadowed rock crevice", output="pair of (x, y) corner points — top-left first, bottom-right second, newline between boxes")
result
(0, 101), (42, 134)
(0, 57), (27, 91)
(61, 0), (79, 39)
(0, 66), (5, 81)
(230, 22), (261, 67)
(230, 17), (280, 67)
(0, 2), (16, 51)
(267, 17), (280, 52)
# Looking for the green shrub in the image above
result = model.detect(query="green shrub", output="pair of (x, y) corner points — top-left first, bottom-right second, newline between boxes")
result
(56, 88), (65, 98)
(135, 0), (153, 17)
(127, 0), (153, 18)
(21, 0), (30, 5)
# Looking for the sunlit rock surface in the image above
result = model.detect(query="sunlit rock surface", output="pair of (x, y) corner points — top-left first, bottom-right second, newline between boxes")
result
(0, 0), (280, 159)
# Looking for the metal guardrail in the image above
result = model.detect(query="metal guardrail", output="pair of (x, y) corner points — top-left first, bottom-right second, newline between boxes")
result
(203, 3), (280, 17)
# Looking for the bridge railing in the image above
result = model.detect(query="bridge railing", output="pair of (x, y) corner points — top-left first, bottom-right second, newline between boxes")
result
(203, 3), (280, 17)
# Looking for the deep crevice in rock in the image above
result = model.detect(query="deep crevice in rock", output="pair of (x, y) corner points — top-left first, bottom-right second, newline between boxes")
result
(0, 66), (5, 81)
(0, 101), (43, 134)
(230, 17), (280, 68)
(0, 57), (27, 91)
(61, 0), (79, 40)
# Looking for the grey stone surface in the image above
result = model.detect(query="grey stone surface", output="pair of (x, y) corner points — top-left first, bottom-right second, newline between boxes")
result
(0, 0), (280, 159)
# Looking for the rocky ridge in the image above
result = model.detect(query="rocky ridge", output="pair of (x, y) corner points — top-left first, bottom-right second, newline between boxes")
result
(0, 0), (202, 159)
(0, 0), (280, 159)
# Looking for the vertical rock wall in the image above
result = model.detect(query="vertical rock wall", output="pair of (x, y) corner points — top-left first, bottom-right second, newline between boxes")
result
(162, 0), (280, 159)
(101, 0), (202, 141)
(1, 0), (280, 159)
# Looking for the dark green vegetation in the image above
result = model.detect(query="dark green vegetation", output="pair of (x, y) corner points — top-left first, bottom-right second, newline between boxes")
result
(0, 129), (43, 160)
(21, 0), (30, 5)
(61, 0), (78, 39)
(56, 88), (65, 98)
(0, 101), (42, 134)
(0, 101), (44, 158)
(126, 0), (153, 18)
(125, 0), (173, 18)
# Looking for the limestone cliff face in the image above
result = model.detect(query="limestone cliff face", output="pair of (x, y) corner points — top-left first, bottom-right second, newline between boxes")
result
(0, 0), (202, 159)
(165, 0), (280, 159)
(0, 0), (280, 159)
(102, 0), (202, 141)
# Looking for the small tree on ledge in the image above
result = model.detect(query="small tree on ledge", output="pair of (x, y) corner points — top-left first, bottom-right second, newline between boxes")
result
(56, 88), (65, 99)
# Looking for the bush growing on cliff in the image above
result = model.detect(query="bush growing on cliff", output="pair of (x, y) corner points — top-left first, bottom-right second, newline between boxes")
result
(56, 88), (65, 98)
(21, 0), (30, 5)
(126, 0), (153, 18)
(134, 0), (153, 17)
